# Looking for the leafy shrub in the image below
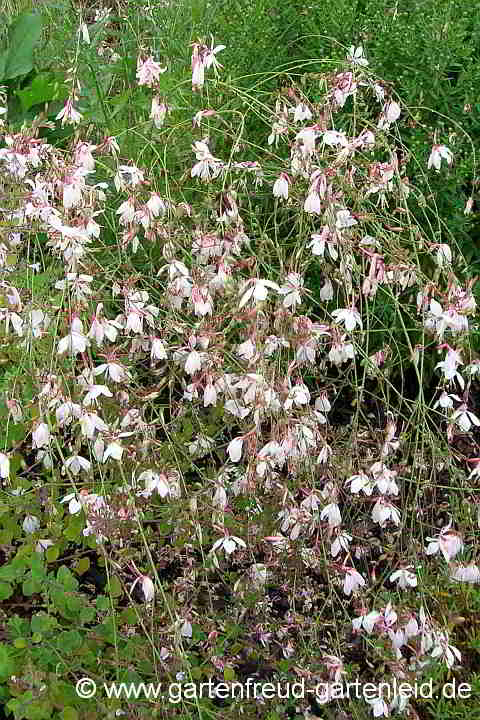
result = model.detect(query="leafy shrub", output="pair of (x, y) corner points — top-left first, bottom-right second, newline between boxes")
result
(0, 5), (480, 720)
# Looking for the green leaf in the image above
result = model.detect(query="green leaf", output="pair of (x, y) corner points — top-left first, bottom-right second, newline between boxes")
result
(31, 611), (57, 635)
(31, 552), (46, 582)
(45, 545), (59, 563)
(56, 630), (83, 654)
(0, 581), (13, 600)
(62, 709), (79, 720)
(57, 565), (78, 591)
(3, 12), (43, 81)
(108, 575), (123, 598)
(15, 73), (60, 112)
(23, 575), (42, 596)
(74, 556), (90, 576)
(0, 644), (16, 681)
(79, 606), (96, 625)
(223, 666), (235, 682)
(96, 595), (110, 611)
(0, 51), (6, 80)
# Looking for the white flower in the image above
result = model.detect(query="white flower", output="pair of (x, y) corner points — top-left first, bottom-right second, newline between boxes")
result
(320, 503), (341, 527)
(426, 525), (463, 562)
(435, 347), (464, 387)
(238, 278), (280, 308)
(361, 610), (382, 634)
(188, 435), (214, 456)
(328, 336), (355, 366)
(279, 272), (303, 311)
(227, 437), (243, 462)
(150, 96), (167, 128)
(450, 564), (480, 584)
(347, 45), (369, 67)
(224, 399), (250, 419)
(273, 173), (289, 200)
(79, 411), (109, 439)
(36, 539), (54, 553)
(203, 383), (217, 407)
(390, 566), (417, 590)
(304, 190), (321, 214)
(151, 338), (168, 361)
(64, 455), (91, 475)
(0, 452), (9, 478)
(116, 199), (136, 225)
(332, 307), (362, 332)
(237, 339), (256, 361)
(331, 531), (352, 558)
(291, 103), (312, 122)
(181, 619), (193, 638)
(284, 383), (310, 409)
(23, 515), (40, 534)
(365, 695), (389, 717)
(323, 130), (348, 147)
(191, 141), (223, 182)
(435, 244), (452, 267)
(185, 349), (202, 375)
(428, 145), (453, 171)
(431, 632), (461, 669)
(212, 535), (246, 556)
(191, 285), (213, 316)
(204, 40), (226, 71)
(103, 442), (123, 462)
(55, 98), (83, 126)
(131, 573), (155, 603)
(82, 384), (113, 407)
(62, 180), (83, 210)
(377, 100), (401, 129)
(94, 362), (130, 383)
(60, 492), (83, 514)
(320, 277), (334, 301)
(452, 405), (480, 432)
(58, 317), (89, 356)
(343, 567), (366, 596)
(296, 126), (316, 155)
(335, 209), (357, 229)
(309, 230), (338, 260)
(141, 575), (155, 602)
(137, 470), (174, 499)
(372, 498), (401, 526)
(32, 422), (50, 449)
(346, 472), (374, 495)
(433, 391), (459, 410)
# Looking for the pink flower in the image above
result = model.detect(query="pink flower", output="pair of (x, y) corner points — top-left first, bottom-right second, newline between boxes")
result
(136, 56), (167, 87)
(428, 145), (453, 171)
(425, 524), (463, 562)
(56, 98), (83, 126)
(303, 190), (321, 214)
(377, 100), (401, 129)
(150, 96), (168, 128)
